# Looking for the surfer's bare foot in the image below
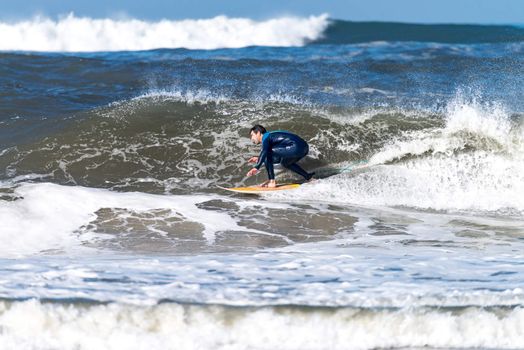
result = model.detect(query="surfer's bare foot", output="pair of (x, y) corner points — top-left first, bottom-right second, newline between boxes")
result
(267, 180), (277, 188)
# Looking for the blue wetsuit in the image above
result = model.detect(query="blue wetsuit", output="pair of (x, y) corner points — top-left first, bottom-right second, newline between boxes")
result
(253, 131), (313, 180)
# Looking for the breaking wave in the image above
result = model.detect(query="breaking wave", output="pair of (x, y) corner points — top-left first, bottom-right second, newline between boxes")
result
(1, 90), (523, 214)
(0, 14), (329, 52)
(1, 300), (524, 350)
(2, 14), (523, 52)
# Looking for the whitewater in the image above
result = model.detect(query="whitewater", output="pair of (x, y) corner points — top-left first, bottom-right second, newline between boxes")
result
(0, 13), (523, 350)
(0, 14), (329, 51)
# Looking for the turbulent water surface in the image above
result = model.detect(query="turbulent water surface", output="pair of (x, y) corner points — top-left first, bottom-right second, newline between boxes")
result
(0, 15), (524, 350)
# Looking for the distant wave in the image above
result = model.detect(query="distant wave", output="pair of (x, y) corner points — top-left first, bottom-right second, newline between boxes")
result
(0, 14), (329, 52)
(1, 14), (523, 52)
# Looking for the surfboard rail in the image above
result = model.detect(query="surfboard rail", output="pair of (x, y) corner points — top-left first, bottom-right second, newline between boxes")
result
(218, 183), (301, 194)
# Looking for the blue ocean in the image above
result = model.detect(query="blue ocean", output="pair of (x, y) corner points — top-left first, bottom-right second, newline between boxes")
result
(0, 14), (523, 349)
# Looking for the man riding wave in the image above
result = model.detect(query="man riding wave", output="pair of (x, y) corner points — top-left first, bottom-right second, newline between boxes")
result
(246, 124), (314, 188)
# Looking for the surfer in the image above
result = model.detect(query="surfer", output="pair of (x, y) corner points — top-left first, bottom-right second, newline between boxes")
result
(246, 124), (314, 188)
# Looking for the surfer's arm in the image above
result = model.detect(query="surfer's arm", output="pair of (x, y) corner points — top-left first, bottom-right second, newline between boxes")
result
(264, 155), (275, 180)
(254, 150), (267, 170)
(254, 139), (275, 180)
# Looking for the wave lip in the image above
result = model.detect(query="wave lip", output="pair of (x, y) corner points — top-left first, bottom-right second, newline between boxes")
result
(0, 13), (329, 52)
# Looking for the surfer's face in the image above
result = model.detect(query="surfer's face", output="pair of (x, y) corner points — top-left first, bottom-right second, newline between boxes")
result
(250, 131), (262, 144)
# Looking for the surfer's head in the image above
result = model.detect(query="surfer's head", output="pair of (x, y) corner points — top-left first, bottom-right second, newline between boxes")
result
(249, 124), (266, 144)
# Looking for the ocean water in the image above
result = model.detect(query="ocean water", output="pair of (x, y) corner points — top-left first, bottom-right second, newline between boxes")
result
(0, 14), (524, 350)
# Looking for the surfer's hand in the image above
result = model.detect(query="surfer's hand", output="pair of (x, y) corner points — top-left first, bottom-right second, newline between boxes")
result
(248, 156), (259, 164)
(247, 168), (259, 177)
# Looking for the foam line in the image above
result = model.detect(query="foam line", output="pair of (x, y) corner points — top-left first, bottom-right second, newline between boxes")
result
(1, 301), (524, 350)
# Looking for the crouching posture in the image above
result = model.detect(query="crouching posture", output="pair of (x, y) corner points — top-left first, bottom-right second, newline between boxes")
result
(246, 124), (314, 188)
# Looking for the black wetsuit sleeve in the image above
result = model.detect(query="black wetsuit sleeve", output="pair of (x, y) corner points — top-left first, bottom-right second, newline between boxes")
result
(265, 154), (275, 180)
(254, 136), (275, 180)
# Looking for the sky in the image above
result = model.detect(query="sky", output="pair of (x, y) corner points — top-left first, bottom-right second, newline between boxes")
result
(1, 0), (523, 24)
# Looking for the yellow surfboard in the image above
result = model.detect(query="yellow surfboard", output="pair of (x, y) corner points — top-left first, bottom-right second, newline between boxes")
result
(218, 183), (301, 194)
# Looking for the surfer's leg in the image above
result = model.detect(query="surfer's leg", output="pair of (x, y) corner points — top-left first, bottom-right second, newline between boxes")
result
(283, 162), (314, 180)
(276, 143), (314, 180)
(280, 157), (315, 180)
(272, 142), (315, 180)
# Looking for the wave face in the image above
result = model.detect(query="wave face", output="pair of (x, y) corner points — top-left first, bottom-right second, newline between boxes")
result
(0, 14), (329, 51)
(1, 92), (522, 213)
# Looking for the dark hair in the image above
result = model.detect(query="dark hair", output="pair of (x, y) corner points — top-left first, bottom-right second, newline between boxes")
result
(249, 124), (267, 136)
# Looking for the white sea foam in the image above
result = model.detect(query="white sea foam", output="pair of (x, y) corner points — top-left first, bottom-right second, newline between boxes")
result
(0, 183), (261, 257)
(132, 88), (231, 105)
(297, 154), (524, 212)
(276, 97), (524, 212)
(1, 300), (524, 350)
(0, 14), (329, 52)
